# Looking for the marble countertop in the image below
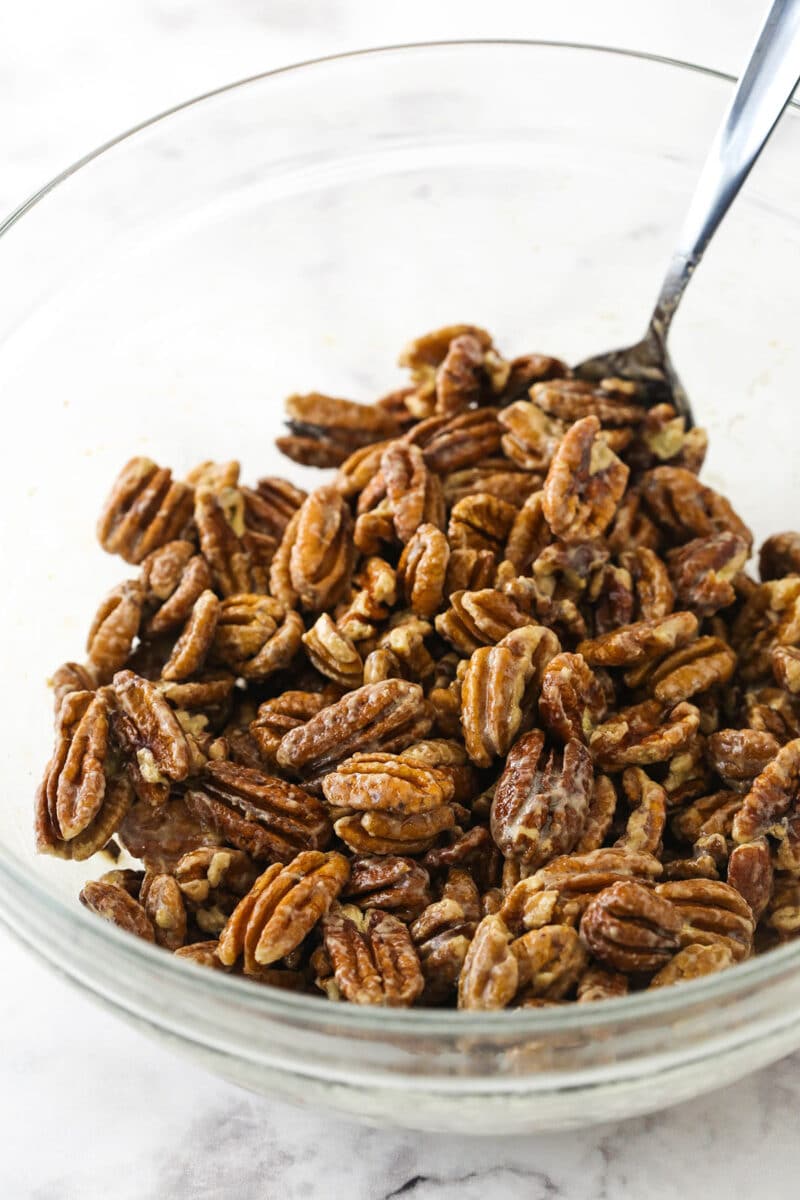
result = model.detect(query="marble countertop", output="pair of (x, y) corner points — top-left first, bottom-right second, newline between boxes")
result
(3, 2), (800, 1197)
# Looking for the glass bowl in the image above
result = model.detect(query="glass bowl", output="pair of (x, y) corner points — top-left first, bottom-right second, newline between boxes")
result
(2, 41), (800, 1135)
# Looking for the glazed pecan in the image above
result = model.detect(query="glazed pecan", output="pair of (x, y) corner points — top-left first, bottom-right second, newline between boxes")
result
(271, 485), (355, 613)
(381, 442), (445, 544)
(433, 333), (498, 416)
(411, 869), (480, 1001)
(461, 625), (559, 767)
(618, 546), (674, 621)
(512, 924), (587, 1000)
(323, 751), (454, 814)
(174, 845), (258, 932)
(707, 728), (780, 790)
(343, 856), (431, 921)
(457, 913), (518, 1010)
(616, 768), (666, 854)
(112, 670), (191, 795)
(577, 611), (698, 668)
(79, 878), (155, 942)
(575, 774), (618, 852)
(399, 324), (493, 403)
(576, 965), (629, 1003)
(590, 699), (700, 770)
(499, 401), (565, 471)
(632, 637), (736, 705)
(448, 493), (518, 555)
(213, 595), (303, 681)
(194, 488), (268, 597)
(445, 547), (497, 594)
(217, 850), (349, 971)
(277, 392), (398, 467)
(396, 524), (449, 619)
(732, 738), (800, 869)
(407, 408), (502, 473)
(504, 491), (552, 574)
(117, 795), (217, 872)
(667, 532), (749, 617)
(759, 531), (800, 580)
(772, 645), (800, 694)
(334, 807), (455, 857)
(538, 652), (608, 744)
(654, 879), (755, 960)
(321, 905), (424, 1005)
(161, 589), (220, 682)
(580, 880), (682, 973)
(276, 679), (432, 778)
(542, 416), (629, 543)
(727, 838), (773, 921)
(521, 847), (663, 908)
(732, 577), (800, 682)
(86, 580), (145, 680)
(302, 614), (363, 688)
(649, 942), (734, 988)
(744, 685), (800, 743)
(246, 477), (307, 540)
(435, 587), (533, 656)
(140, 872), (187, 950)
(174, 941), (228, 970)
(442, 462), (540, 508)
(491, 731), (594, 868)
(336, 556), (397, 641)
(185, 760), (331, 862)
(97, 457), (194, 564)
(641, 466), (752, 550)
(531, 377), (646, 426)
(140, 540), (213, 636)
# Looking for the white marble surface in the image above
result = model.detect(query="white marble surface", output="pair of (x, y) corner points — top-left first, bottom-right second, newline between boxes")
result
(3, 2), (800, 1197)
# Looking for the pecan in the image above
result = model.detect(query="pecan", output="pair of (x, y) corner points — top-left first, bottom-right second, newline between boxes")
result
(140, 872), (187, 950)
(435, 587), (533, 656)
(727, 838), (773, 921)
(249, 692), (332, 767)
(504, 491), (552, 574)
(278, 392), (398, 466)
(443, 463), (540, 508)
(194, 488), (268, 597)
(607, 488), (662, 555)
(397, 524), (449, 619)
(632, 637), (736, 705)
(185, 760), (331, 862)
(732, 738), (800, 869)
(79, 878), (155, 941)
(401, 739), (476, 805)
(772, 645), (800, 694)
(343, 856), (431, 921)
(707, 728), (780, 790)
(323, 751), (454, 814)
(765, 876), (800, 938)
(271, 484), (355, 613)
(217, 850), (349, 971)
(435, 333), (497, 416)
(112, 670), (191, 794)
(411, 869), (480, 1001)
(423, 825), (495, 876)
(531, 377), (646, 424)
(671, 789), (743, 847)
(760, 532), (800, 581)
(732, 577), (800, 682)
(649, 943), (734, 988)
(322, 905), (424, 1005)
(302, 614), (362, 688)
(499, 401), (565, 471)
(213, 595), (303, 680)
(245, 477), (307, 540)
(174, 941), (228, 970)
(575, 774), (618, 852)
(524, 847), (663, 904)
(577, 611), (698, 668)
(457, 914), (518, 1010)
(461, 625), (559, 767)
(117, 795), (217, 872)
(140, 541), (213, 636)
(161, 590), (220, 682)
(491, 731), (594, 868)
(590, 700), (700, 770)
(50, 661), (98, 714)
(667, 532), (749, 617)
(580, 880), (682, 973)
(334, 807), (456, 857)
(375, 615), (435, 682)
(407, 408), (502, 473)
(399, 324), (493, 401)
(277, 679), (433, 778)
(444, 547), (497, 594)
(496, 352), (569, 403)
(577, 965), (629, 1003)
(539, 652), (608, 744)
(85, 581), (145, 681)
(744, 685), (800, 743)
(512, 924), (587, 1000)
(626, 404), (708, 475)
(641, 466), (752, 550)
(654, 879), (755, 960)
(618, 546), (674, 621)
(336, 440), (396, 498)
(381, 442), (445, 544)
(616, 768), (666, 854)
(35, 691), (112, 843)
(97, 457), (194, 564)
(174, 845), (258, 923)
(542, 416), (629, 543)
(448, 493), (518, 555)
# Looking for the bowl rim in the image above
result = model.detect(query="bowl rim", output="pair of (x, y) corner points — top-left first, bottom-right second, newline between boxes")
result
(2, 37), (799, 1037)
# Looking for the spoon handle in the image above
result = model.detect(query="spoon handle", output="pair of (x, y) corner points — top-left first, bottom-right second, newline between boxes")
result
(651, 0), (800, 338)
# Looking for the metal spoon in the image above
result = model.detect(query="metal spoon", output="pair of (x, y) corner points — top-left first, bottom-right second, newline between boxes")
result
(574, 0), (800, 422)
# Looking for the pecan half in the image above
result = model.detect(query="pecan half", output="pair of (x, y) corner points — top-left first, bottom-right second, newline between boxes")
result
(194, 488), (268, 597)
(577, 611), (698, 668)
(616, 768), (666, 854)
(86, 581), (145, 681)
(732, 738), (800, 869)
(213, 595), (303, 681)
(667, 532), (749, 616)
(641, 466), (752, 550)
(140, 541), (213, 636)
(580, 880), (682, 973)
(727, 838), (773, 921)
(491, 731), (594, 868)
(79, 878), (155, 941)
(278, 392), (398, 466)
(512, 924), (587, 1000)
(542, 416), (629, 543)
(397, 524), (450, 619)
(343, 856), (431, 921)
(334, 807), (456, 857)
(499, 401), (565, 471)
(112, 670), (191, 795)
(457, 913), (518, 1010)
(140, 872), (187, 950)
(448, 493), (518, 556)
(504, 491), (552, 574)
(759, 531), (800, 580)
(322, 905), (424, 1005)
(381, 442), (445, 544)
(654, 878), (755, 960)
(649, 942), (734, 988)
(577, 965), (629, 1003)
(590, 700), (700, 770)
(633, 636), (736, 705)
(538, 652), (608, 744)
(435, 587), (533, 656)
(707, 728), (780, 790)
(302, 614), (363, 689)
(97, 457), (194, 564)
(772, 645), (800, 694)
(272, 485), (355, 613)
(161, 589), (220, 682)
(323, 751), (454, 814)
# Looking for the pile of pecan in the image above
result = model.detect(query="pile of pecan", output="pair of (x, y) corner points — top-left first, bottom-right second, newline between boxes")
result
(35, 323), (800, 1009)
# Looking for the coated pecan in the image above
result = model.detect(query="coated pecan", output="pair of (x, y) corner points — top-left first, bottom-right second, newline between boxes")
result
(140, 540), (213, 636)
(323, 751), (454, 814)
(375, 615), (435, 683)
(277, 679), (433, 778)
(185, 760), (331, 862)
(86, 580), (145, 681)
(654, 879), (755, 960)
(497, 352), (569, 403)
(457, 913), (518, 1010)
(50, 661), (98, 715)
(112, 670), (191, 795)
(491, 731), (594, 868)
(531, 377), (646, 426)
(667, 532), (749, 617)
(575, 774), (618, 852)
(275, 484), (355, 613)
(249, 691), (332, 767)
(118, 795), (218, 872)
(278, 392), (398, 466)
(161, 590), (220, 682)
(322, 905), (424, 1005)
(344, 856), (431, 921)
(733, 577), (800, 682)
(772, 645), (800, 694)
(97, 457), (194, 564)
(765, 876), (800, 938)
(626, 404), (708, 475)
(397, 524), (450, 618)
(607, 488), (662, 555)
(759, 531), (800, 581)
(435, 587), (533, 656)
(401, 739), (477, 805)
(302, 614), (362, 688)
(381, 442), (445, 544)
(512, 924), (587, 1000)
(334, 807), (456, 857)
(523, 847), (663, 903)
(213, 595), (303, 681)
(732, 738), (800, 869)
(140, 872), (187, 950)
(590, 700), (700, 770)
(411, 869), (480, 1001)
(744, 685), (800, 743)
(79, 878), (155, 942)
(336, 440), (395, 498)
(461, 625), (559, 767)
(217, 850), (349, 971)
(444, 547), (497, 594)
(442, 463), (540, 508)
(727, 838), (773, 921)
(174, 845), (258, 929)
(539, 652), (608, 744)
(618, 546), (674, 621)
(577, 611), (698, 668)
(504, 491), (552, 574)
(246, 477), (307, 540)
(671, 789), (743, 847)
(174, 941), (228, 970)
(577, 965), (629, 1003)
(499, 401), (565, 471)
(641, 466), (752, 550)
(399, 324), (493, 401)
(580, 880), (682, 973)
(448, 493), (518, 555)
(649, 942), (734, 988)
(542, 416), (629, 543)
(631, 636), (736, 705)
(435, 333), (502, 416)
(707, 728), (780, 790)
(407, 408), (502, 473)
(194, 488), (268, 597)
(616, 768), (666, 854)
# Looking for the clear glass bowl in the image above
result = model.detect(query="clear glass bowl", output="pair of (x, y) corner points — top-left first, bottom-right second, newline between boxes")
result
(2, 42), (800, 1134)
